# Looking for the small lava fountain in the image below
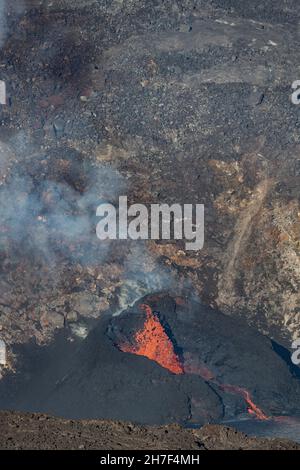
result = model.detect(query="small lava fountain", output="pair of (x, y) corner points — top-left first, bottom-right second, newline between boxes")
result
(220, 384), (268, 421)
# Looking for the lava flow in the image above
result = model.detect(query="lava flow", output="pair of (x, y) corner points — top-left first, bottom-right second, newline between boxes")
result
(220, 384), (269, 421)
(120, 303), (269, 420)
(120, 304), (184, 375)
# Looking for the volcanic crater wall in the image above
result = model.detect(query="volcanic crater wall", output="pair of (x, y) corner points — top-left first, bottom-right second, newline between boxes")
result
(110, 295), (300, 420)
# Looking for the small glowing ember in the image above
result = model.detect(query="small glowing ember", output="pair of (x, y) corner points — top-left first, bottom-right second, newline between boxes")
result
(120, 304), (184, 375)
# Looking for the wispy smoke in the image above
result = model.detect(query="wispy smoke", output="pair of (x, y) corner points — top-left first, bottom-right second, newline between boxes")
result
(0, 0), (8, 47)
(0, 1), (184, 330)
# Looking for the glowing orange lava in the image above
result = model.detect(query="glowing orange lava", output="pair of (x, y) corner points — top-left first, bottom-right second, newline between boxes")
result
(119, 303), (269, 420)
(121, 304), (184, 375)
(220, 384), (268, 420)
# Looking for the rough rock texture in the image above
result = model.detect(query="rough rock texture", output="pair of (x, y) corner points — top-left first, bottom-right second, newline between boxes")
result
(0, 307), (224, 425)
(0, 410), (299, 450)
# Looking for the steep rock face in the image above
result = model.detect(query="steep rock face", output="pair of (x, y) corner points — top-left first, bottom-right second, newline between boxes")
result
(0, 1), (300, 355)
(0, 308), (223, 425)
(90, 13), (300, 343)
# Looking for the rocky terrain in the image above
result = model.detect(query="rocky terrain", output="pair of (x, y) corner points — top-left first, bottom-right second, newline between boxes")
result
(0, 410), (299, 450)
(0, 0), (300, 449)
(0, 0), (300, 360)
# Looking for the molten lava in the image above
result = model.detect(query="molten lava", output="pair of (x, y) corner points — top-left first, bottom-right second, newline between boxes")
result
(119, 303), (269, 420)
(121, 304), (184, 375)
(220, 384), (268, 420)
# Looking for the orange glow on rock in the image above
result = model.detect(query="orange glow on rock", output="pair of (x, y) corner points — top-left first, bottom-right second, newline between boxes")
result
(121, 304), (184, 375)
(221, 384), (268, 420)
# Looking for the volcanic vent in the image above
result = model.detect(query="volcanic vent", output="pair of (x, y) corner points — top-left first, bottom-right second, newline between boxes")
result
(111, 294), (300, 422)
(115, 300), (269, 420)
(119, 304), (183, 375)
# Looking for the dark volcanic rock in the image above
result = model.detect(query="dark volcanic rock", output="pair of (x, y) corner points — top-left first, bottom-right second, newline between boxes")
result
(0, 310), (223, 425)
(0, 410), (299, 450)
(110, 294), (300, 419)
(1, 0), (300, 434)
(1, 0), (300, 354)
(0, 294), (300, 425)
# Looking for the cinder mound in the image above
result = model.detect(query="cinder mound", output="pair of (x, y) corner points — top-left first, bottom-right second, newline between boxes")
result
(0, 306), (222, 425)
(110, 294), (300, 419)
